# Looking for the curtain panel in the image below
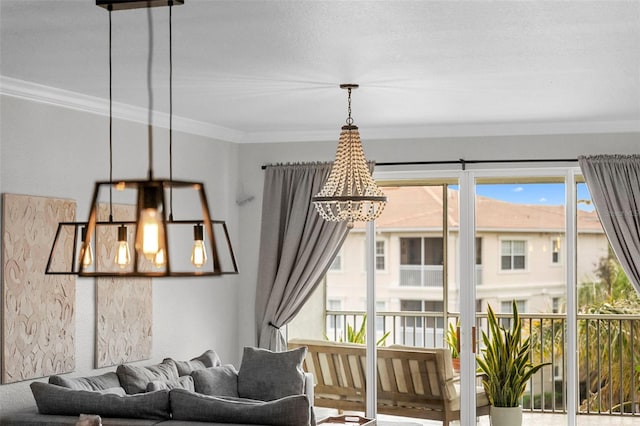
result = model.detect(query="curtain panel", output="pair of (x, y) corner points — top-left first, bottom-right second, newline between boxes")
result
(255, 162), (349, 351)
(578, 154), (640, 295)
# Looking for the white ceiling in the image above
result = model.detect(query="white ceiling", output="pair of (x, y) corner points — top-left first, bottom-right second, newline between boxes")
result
(1, 0), (639, 143)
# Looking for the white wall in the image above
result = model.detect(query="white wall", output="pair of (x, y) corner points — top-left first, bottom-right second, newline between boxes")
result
(236, 132), (640, 350)
(0, 95), (240, 415)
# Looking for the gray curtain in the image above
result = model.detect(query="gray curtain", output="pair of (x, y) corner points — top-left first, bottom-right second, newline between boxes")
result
(255, 162), (349, 351)
(578, 154), (640, 295)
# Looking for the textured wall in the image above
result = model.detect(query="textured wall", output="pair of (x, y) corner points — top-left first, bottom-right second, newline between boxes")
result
(2, 194), (76, 383)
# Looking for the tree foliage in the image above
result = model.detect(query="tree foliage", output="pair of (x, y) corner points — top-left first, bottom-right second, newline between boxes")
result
(577, 247), (640, 412)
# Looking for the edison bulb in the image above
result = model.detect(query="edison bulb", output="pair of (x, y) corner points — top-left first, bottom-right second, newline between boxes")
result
(139, 208), (162, 261)
(191, 240), (207, 268)
(153, 248), (166, 268)
(79, 226), (93, 268)
(80, 243), (93, 268)
(114, 225), (131, 268)
(190, 224), (207, 268)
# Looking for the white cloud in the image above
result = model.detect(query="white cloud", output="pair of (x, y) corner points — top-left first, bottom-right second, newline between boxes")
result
(513, 187), (524, 192)
(539, 197), (547, 202)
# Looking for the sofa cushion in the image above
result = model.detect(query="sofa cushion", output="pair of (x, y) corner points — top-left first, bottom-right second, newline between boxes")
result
(237, 346), (307, 401)
(169, 389), (310, 426)
(163, 350), (221, 376)
(48, 372), (121, 391)
(191, 364), (238, 397)
(146, 375), (195, 392)
(30, 382), (170, 420)
(116, 360), (179, 394)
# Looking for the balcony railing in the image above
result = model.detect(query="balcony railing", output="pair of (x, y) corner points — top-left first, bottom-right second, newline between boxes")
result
(399, 265), (483, 286)
(322, 310), (640, 417)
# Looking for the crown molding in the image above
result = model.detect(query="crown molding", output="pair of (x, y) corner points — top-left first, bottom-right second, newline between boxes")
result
(2, 75), (638, 144)
(0, 76), (246, 143)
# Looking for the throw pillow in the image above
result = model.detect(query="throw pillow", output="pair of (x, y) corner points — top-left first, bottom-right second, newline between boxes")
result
(116, 360), (179, 394)
(163, 349), (221, 376)
(191, 364), (238, 397)
(48, 372), (121, 391)
(237, 346), (307, 401)
(146, 375), (195, 392)
(169, 389), (310, 426)
(31, 382), (170, 420)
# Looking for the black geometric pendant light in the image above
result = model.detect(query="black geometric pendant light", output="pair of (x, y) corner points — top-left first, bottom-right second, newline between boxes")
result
(46, 0), (237, 277)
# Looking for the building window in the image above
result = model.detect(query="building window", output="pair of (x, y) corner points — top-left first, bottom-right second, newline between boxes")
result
(375, 241), (386, 271)
(552, 237), (561, 264)
(400, 237), (444, 287)
(501, 240), (526, 270)
(552, 297), (561, 313)
(476, 237), (482, 265)
(329, 250), (342, 272)
(424, 237), (444, 265)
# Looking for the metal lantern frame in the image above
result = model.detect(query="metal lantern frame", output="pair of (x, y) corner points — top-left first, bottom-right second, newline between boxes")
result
(45, 0), (238, 278)
(46, 179), (238, 277)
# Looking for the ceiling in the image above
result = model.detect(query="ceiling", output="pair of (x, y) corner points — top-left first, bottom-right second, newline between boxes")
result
(1, 0), (639, 143)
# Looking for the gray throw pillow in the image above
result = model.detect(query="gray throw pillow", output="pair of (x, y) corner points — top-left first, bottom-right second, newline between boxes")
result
(31, 382), (170, 420)
(116, 360), (179, 394)
(163, 350), (221, 376)
(48, 372), (121, 391)
(146, 375), (195, 392)
(191, 364), (238, 397)
(169, 389), (310, 426)
(237, 346), (307, 401)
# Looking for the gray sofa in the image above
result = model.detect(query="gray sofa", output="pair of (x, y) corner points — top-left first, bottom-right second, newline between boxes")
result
(1, 347), (315, 426)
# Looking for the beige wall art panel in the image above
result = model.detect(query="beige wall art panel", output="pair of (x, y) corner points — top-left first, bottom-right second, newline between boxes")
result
(2, 193), (76, 384)
(95, 204), (152, 368)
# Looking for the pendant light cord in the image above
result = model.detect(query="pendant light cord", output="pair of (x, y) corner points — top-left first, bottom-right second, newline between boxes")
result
(108, 6), (113, 222)
(169, 3), (174, 221)
(147, 6), (154, 180)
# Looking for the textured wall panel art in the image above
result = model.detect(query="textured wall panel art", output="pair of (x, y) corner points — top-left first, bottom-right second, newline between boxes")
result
(2, 193), (76, 383)
(95, 204), (152, 368)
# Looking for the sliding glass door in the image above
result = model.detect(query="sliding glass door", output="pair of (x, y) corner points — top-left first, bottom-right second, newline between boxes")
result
(290, 165), (640, 425)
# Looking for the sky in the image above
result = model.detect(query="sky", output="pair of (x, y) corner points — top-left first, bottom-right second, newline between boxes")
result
(451, 182), (595, 211)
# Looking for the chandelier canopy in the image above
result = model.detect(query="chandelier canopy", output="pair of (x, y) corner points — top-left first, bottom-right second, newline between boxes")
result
(312, 84), (387, 228)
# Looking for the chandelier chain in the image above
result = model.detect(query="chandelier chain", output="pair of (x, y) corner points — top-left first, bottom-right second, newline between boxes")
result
(346, 87), (353, 126)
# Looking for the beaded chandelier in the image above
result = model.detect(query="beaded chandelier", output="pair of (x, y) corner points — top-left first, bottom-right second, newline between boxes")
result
(312, 84), (387, 228)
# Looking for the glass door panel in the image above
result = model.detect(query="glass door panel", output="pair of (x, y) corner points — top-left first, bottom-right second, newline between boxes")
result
(474, 178), (568, 424)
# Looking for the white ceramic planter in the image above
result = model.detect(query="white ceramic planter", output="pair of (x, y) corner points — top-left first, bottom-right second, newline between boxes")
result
(490, 405), (522, 426)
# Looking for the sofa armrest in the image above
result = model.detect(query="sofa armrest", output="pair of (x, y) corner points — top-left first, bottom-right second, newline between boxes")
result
(304, 372), (314, 402)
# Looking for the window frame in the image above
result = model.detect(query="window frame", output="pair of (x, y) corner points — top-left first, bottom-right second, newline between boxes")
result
(375, 239), (386, 272)
(499, 238), (528, 272)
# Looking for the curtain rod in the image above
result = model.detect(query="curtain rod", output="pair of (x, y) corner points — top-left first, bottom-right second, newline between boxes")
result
(261, 158), (578, 170)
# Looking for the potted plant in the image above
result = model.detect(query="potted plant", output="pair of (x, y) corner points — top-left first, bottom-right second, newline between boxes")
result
(476, 301), (548, 426)
(445, 320), (460, 372)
